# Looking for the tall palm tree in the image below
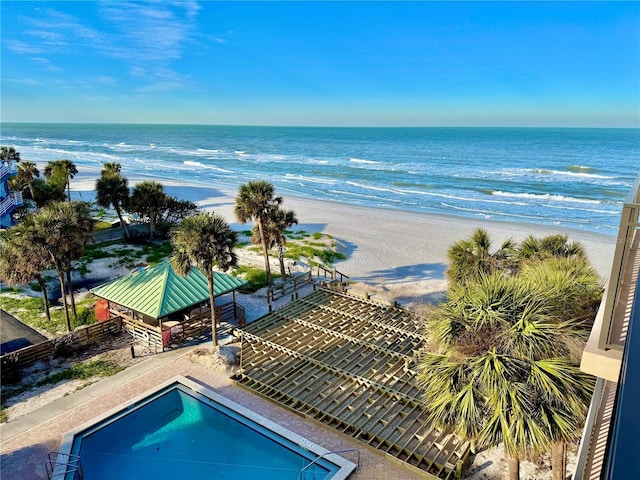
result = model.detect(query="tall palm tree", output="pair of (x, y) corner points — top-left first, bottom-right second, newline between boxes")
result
(128, 180), (167, 240)
(252, 207), (298, 278)
(420, 240), (601, 480)
(234, 180), (282, 286)
(34, 201), (93, 332)
(0, 218), (53, 322)
(95, 162), (131, 239)
(446, 228), (516, 286)
(102, 162), (122, 174)
(171, 213), (238, 350)
(44, 159), (77, 202)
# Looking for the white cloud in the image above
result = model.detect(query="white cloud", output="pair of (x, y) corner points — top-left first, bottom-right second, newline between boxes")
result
(3, 78), (43, 86)
(10, 1), (203, 92)
(5, 40), (46, 55)
(31, 57), (61, 71)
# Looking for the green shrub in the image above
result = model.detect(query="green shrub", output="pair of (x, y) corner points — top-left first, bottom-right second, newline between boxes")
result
(40, 359), (124, 386)
(73, 307), (95, 327)
(143, 241), (173, 264)
(233, 266), (269, 293)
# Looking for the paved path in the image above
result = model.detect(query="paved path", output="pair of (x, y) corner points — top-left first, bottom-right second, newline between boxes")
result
(0, 309), (48, 355)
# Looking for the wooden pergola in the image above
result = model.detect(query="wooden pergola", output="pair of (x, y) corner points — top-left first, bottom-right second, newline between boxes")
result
(234, 287), (470, 480)
(91, 261), (247, 352)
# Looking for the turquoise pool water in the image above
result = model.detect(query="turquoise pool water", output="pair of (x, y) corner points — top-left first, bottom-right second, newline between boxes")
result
(59, 379), (350, 480)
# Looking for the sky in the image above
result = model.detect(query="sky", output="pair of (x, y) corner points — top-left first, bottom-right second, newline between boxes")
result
(1, 1), (639, 127)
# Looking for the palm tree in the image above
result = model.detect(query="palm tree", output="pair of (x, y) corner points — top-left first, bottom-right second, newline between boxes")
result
(102, 162), (121, 174)
(518, 233), (586, 262)
(1, 146), (20, 161)
(128, 180), (167, 240)
(234, 181), (282, 286)
(419, 272), (596, 480)
(0, 218), (53, 322)
(446, 228), (516, 286)
(252, 207), (298, 279)
(34, 201), (93, 332)
(44, 159), (77, 202)
(95, 162), (131, 239)
(171, 213), (238, 350)
(11, 161), (40, 200)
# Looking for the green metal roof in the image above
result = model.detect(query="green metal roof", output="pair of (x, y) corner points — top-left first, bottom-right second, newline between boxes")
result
(90, 261), (247, 318)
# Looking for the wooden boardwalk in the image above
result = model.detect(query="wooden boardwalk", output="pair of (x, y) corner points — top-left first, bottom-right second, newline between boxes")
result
(234, 288), (470, 479)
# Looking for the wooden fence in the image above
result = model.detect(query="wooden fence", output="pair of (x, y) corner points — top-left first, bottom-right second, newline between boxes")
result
(0, 318), (122, 384)
(267, 271), (313, 302)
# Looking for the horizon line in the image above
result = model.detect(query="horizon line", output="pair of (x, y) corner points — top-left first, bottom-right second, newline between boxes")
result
(1, 121), (638, 130)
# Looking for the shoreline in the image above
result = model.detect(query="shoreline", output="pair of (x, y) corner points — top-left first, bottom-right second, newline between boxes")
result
(69, 166), (616, 301)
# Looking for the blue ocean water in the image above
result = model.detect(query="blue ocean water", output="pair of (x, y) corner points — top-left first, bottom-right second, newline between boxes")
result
(1, 123), (638, 235)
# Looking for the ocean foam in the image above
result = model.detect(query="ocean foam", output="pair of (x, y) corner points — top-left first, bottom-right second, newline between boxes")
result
(491, 191), (602, 204)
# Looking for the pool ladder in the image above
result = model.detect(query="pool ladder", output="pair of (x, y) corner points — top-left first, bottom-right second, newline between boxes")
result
(45, 452), (83, 480)
(298, 448), (360, 480)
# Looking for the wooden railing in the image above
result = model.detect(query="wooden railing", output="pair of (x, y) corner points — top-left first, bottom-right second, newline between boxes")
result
(316, 264), (349, 283)
(0, 318), (122, 383)
(216, 302), (246, 325)
(267, 271), (313, 302)
(119, 314), (164, 353)
(116, 301), (245, 351)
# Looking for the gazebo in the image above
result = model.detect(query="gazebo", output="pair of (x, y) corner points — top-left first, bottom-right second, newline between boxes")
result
(91, 261), (247, 352)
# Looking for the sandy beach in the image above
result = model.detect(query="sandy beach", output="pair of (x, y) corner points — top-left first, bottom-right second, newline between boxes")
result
(71, 165), (617, 306)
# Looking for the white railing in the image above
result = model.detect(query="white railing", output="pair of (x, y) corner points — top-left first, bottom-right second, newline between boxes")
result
(0, 160), (18, 180)
(0, 191), (23, 216)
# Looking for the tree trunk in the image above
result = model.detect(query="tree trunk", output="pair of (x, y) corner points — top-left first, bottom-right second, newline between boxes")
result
(257, 218), (272, 285)
(278, 245), (287, 278)
(208, 273), (218, 350)
(38, 277), (51, 323)
(115, 204), (130, 240)
(552, 440), (567, 480)
(506, 448), (520, 480)
(66, 269), (77, 318)
(67, 177), (71, 202)
(57, 270), (71, 332)
(149, 209), (155, 240)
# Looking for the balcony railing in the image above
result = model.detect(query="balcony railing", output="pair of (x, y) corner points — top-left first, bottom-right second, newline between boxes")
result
(0, 191), (23, 216)
(0, 160), (18, 180)
(598, 172), (640, 352)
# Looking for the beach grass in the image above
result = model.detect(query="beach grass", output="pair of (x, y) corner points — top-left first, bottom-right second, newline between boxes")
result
(0, 295), (97, 335)
(0, 358), (125, 418)
(233, 265), (272, 292)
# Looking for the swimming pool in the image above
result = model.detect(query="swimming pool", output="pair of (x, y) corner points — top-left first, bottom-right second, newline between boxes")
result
(53, 376), (356, 480)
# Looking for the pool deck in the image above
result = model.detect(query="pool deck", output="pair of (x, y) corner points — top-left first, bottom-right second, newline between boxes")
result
(0, 343), (428, 480)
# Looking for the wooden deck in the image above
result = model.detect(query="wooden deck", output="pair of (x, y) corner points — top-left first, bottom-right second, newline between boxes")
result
(234, 288), (470, 480)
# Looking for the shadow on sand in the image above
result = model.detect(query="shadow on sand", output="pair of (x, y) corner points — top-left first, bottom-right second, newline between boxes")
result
(360, 262), (447, 284)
